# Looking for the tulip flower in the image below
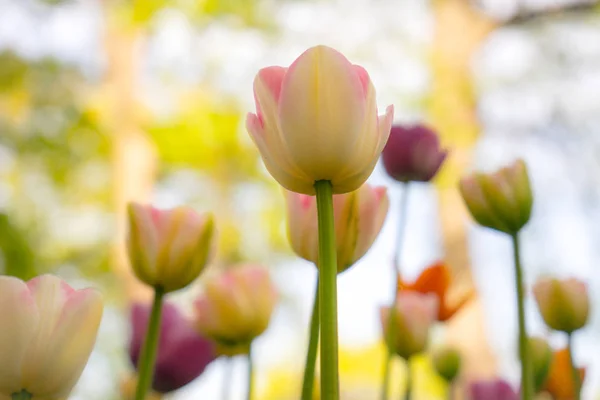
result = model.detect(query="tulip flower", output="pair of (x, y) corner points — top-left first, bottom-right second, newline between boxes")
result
(533, 277), (589, 334)
(127, 203), (216, 293)
(246, 45), (394, 196)
(398, 261), (474, 322)
(0, 274), (103, 399)
(129, 302), (217, 393)
(121, 376), (163, 400)
(543, 348), (585, 400)
(432, 346), (462, 383)
(380, 292), (438, 360)
(469, 379), (519, 400)
(194, 265), (277, 356)
(286, 184), (389, 273)
(459, 159), (533, 235)
(527, 337), (552, 393)
(381, 124), (447, 183)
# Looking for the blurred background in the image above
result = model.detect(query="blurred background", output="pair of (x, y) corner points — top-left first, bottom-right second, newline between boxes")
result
(1, 0), (600, 398)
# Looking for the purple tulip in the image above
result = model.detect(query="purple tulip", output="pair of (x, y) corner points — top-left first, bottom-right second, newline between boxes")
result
(129, 302), (217, 393)
(469, 379), (519, 400)
(381, 124), (447, 183)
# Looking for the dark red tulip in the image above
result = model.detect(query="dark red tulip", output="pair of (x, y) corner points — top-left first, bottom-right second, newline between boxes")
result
(129, 302), (217, 393)
(381, 124), (447, 182)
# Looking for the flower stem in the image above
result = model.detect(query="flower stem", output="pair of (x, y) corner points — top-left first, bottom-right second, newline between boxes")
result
(135, 286), (165, 400)
(314, 180), (339, 400)
(247, 344), (254, 400)
(511, 233), (532, 400)
(404, 358), (412, 400)
(301, 277), (320, 400)
(11, 391), (31, 400)
(567, 333), (581, 400)
(222, 357), (232, 400)
(381, 182), (410, 400)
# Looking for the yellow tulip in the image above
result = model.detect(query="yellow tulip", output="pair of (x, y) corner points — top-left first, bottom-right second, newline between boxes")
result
(246, 45), (394, 195)
(285, 184), (389, 273)
(0, 274), (103, 399)
(127, 203), (216, 293)
(533, 277), (589, 334)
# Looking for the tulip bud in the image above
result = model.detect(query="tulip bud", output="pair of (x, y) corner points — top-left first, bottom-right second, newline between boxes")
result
(380, 292), (438, 360)
(0, 274), (103, 399)
(129, 302), (217, 393)
(286, 184), (389, 273)
(527, 337), (552, 392)
(246, 45), (394, 195)
(459, 159), (533, 234)
(533, 277), (589, 333)
(127, 203), (216, 293)
(469, 379), (519, 400)
(544, 348), (586, 399)
(432, 346), (462, 383)
(194, 265), (277, 356)
(381, 124), (448, 183)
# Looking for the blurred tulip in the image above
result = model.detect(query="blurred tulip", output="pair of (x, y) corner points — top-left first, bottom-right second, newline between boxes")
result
(459, 159), (533, 234)
(246, 45), (394, 195)
(469, 379), (518, 400)
(380, 292), (438, 359)
(533, 278), (589, 334)
(127, 203), (215, 293)
(527, 337), (552, 393)
(129, 302), (217, 393)
(194, 265), (277, 355)
(543, 348), (585, 400)
(399, 261), (474, 322)
(381, 124), (447, 183)
(286, 184), (389, 273)
(0, 274), (103, 399)
(121, 375), (163, 400)
(432, 346), (462, 383)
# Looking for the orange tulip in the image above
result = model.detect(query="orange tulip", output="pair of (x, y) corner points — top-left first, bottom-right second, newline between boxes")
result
(398, 262), (474, 322)
(543, 348), (585, 400)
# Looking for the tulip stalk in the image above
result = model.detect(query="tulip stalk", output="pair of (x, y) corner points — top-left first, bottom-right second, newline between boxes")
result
(315, 180), (340, 399)
(382, 183), (410, 400)
(301, 278), (320, 400)
(511, 233), (532, 400)
(404, 359), (412, 400)
(135, 286), (166, 400)
(11, 391), (31, 400)
(247, 345), (254, 400)
(567, 334), (581, 400)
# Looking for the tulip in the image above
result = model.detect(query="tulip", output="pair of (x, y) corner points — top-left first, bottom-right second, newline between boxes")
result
(432, 346), (462, 383)
(543, 348), (585, 400)
(127, 203), (215, 293)
(381, 124), (448, 183)
(286, 184), (389, 273)
(398, 261), (474, 322)
(533, 278), (589, 334)
(459, 159), (533, 234)
(121, 376), (163, 400)
(380, 292), (438, 360)
(246, 45), (394, 195)
(0, 274), (103, 399)
(129, 302), (217, 393)
(527, 337), (552, 393)
(194, 265), (277, 356)
(469, 379), (518, 400)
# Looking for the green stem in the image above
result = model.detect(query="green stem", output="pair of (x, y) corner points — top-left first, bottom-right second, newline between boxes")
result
(404, 358), (412, 400)
(11, 390), (32, 400)
(135, 286), (166, 400)
(222, 357), (232, 400)
(447, 382), (454, 400)
(511, 233), (532, 400)
(567, 333), (581, 400)
(301, 277), (320, 400)
(381, 183), (410, 400)
(247, 344), (254, 400)
(314, 180), (339, 400)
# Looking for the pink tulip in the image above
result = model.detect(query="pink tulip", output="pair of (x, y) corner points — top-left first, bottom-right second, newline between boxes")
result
(285, 184), (389, 273)
(381, 124), (447, 183)
(246, 45), (394, 195)
(129, 302), (217, 393)
(469, 379), (519, 400)
(0, 274), (103, 399)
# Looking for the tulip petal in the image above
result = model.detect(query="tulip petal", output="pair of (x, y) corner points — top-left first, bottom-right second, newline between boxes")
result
(285, 191), (319, 263)
(0, 277), (38, 394)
